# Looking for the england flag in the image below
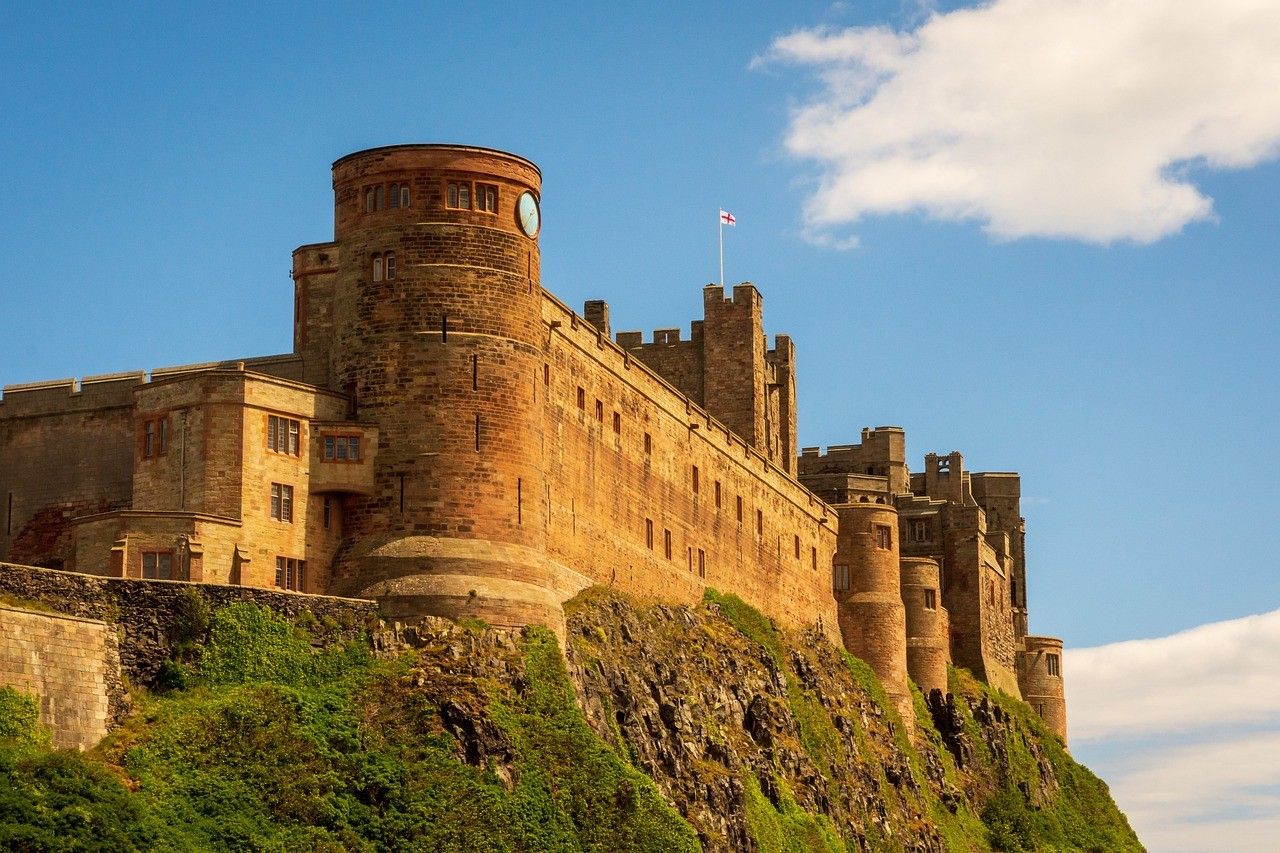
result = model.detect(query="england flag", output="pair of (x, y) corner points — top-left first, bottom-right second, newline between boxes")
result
(719, 209), (736, 226)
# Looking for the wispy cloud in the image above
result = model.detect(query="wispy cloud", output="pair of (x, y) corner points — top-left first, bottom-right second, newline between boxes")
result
(758, 1), (1280, 246)
(1068, 608), (1280, 851)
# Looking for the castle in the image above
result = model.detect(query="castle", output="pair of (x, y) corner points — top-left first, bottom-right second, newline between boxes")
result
(0, 145), (1066, 741)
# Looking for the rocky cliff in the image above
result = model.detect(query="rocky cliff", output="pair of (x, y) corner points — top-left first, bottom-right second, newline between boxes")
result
(0, 586), (1141, 852)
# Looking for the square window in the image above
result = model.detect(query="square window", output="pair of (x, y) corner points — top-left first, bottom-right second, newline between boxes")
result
(142, 551), (172, 580)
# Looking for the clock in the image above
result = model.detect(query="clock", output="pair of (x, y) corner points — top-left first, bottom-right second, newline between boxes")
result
(516, 191), (540, 238)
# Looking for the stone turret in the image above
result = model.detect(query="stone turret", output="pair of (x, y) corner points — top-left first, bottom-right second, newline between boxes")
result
(324, 145), (559, 632)
(900, 557), (949, 698)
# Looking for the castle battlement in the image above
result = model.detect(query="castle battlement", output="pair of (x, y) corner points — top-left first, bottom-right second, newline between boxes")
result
(0, 144), (1066, 744)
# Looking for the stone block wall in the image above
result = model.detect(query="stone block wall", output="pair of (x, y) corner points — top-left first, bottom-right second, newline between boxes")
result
(0, 562), (378, 687)
(0, 604), (126, 749)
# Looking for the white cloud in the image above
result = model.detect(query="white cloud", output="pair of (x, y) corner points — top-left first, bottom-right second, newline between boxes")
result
(1067, 608), (1280, 742)
(1067, 609), (1280, 851)
(759, 0), (1280, 245)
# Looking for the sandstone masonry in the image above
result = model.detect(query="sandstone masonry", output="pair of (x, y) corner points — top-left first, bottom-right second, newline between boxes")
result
(0, 145), (1066, 741)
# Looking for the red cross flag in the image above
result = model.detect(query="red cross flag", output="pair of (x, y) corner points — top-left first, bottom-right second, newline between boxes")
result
(719, 209), (736, 226)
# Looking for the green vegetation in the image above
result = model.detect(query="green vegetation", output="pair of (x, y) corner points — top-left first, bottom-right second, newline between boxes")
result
(0, 592), (1138, 852)
(0, 602), (699, 852)
(743, 776), (845, 853)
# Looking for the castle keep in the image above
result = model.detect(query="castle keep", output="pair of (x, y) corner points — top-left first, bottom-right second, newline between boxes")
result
(0, 145), (1066, 740)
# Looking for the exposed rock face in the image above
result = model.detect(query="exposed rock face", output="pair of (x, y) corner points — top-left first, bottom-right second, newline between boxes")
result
(375, 589), (1140, 852)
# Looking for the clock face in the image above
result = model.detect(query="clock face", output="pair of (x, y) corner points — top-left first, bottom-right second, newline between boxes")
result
(517, 191), (540, 237)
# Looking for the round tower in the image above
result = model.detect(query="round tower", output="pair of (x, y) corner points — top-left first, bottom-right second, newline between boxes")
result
(327, 145), (558, 632)
(900, 557), (949, 699)
(834, 503), (911, 726)
(1018, 635), (1067, 744)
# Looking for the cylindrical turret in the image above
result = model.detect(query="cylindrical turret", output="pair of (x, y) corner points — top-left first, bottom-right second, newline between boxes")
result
(327, 145), (558, 632)
(834, 503), (911, 726)
(900, 557), (949, 698)
(1018, 635), (1067, 744)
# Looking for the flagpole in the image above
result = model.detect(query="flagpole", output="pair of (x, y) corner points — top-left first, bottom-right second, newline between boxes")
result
(719, 208), (724, 288)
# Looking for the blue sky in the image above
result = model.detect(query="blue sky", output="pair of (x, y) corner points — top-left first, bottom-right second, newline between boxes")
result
(3, 2), (1279, 846)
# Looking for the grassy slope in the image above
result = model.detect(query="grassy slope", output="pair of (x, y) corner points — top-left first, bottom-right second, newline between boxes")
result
(0, 594), (1140, 852)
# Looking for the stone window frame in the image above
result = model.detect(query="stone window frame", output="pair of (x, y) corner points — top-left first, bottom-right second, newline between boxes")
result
(364, 182), (410, 213)
(140, 414), (170, 459)
(267, 415), (302, 456)
(664, 528), (672, 560)
(446, 180), (472, 210)
(833, 563), (850, 592)
(698, 549), (706, 579)
(645, 517), (654, 550)
(275, 556), (306, 592)
(141, 550), (174, 580)
(476, 182), (498, 214)
(1046, 653), (1061, 677)
(322, 434), (362, 463)
(923, 589), (937, 610)
(270, 482), (295, 523)
(875, 524), (892, 550)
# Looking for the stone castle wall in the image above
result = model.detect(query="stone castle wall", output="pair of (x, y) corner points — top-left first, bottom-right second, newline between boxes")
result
(0, 603), (125, 750)
(541, 293), (839, 641)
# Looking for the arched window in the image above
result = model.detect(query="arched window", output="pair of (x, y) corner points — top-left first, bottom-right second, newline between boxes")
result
(364, 188), (375, 213)
(385, 251), (396, 280)
(400, 185), (410, 207)
(388, 184), (400, 208)
(372, 253), (383, 282)
(375, 185), (384, 210)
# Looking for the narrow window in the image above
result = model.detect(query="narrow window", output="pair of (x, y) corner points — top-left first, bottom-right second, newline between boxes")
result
(476, 183), (497, 212)
(643, 432), (652, 454)
(472, 354), (478, 391)
(645, 518), (654, 549)
(448, 182), (458, 208)
(271, 482), (281, 518)
(268, 415), (278, 451)
(159, 418), (169, 454)
(347, 437), (359, 460)
(692, 465), (700, 495)
(475, 414), (481, 451)
(372, 253), (383, 282)
(875, 525), (892, 550)
(400, 185), (410, 207)
(612, 412), (621, 435)
(323, 496), (332, 530)
(144, 420), (155, 457)
(736, 496), (743, 526)
(142, 552), (172, 580)
(5, 492), (12, 536)
(595, 399), (604, 422)
(714, 481), (721, 509)
(833, 564), (850, 592)
(288, 420), (299, 455)
(756, 509), (763, 538)
(364, 187), (375, 212)
(811, 547), (817, 571)
(441, 314), (448, 342)
(1047, 653), (1061, 677)
(324, 436), (335, 459)
(281, 484), (293, 522)
(398, 474), (405, 513)
(698, 549), (706, 579)
(794, 535), (800, 559)
(688, 547), (693, 572)
(664, 529), (672, 559)
(375, 185), (384, 210)
(924, 589), (937, 610)
(543, 363), (550, 385)
(577, 387), (585, 410)
(458, 183), (470, 209)
(336, 437), (347, 461)
(517, 478), (523, 525)
(385, 251), (396, 280)
(988, 580), (996, 606)
(389, 183), (399, 208)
